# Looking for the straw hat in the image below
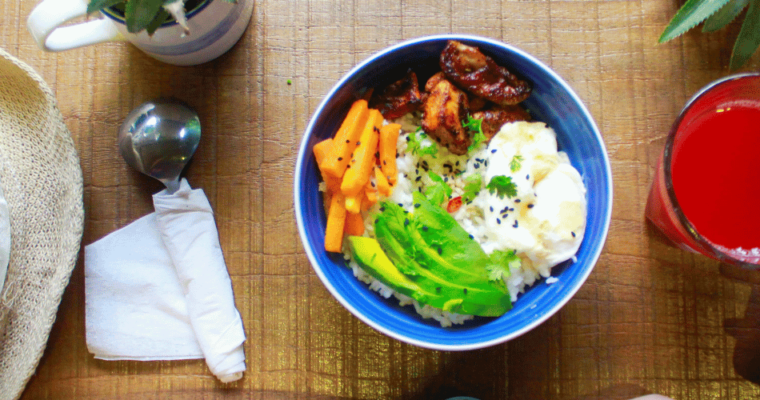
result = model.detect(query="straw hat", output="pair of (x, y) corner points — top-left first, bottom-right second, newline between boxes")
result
(0, 48), (84, 400)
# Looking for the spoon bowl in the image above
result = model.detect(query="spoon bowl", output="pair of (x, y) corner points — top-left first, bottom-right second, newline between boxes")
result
(119, 98), (201, 192)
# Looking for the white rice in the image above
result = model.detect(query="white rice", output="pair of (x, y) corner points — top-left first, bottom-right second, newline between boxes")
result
(342, 113), (572, 326)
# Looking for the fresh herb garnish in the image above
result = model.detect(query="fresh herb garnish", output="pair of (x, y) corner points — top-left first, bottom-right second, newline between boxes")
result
(486, 250), (521, 283)
(425, 171), (452, 206)
(462, 173), (483, 203)
(407, 128), (439, 158)
(487, 175), (518, 199)
(463, 115), (486, 153)
(509, 154), (523, 172)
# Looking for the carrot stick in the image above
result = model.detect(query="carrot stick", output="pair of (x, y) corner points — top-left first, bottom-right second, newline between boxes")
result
(379, 123), (400, 185)
(374, 166), (392, 197)
(340, 109), (383, 197)
(313, 138), (342, 193)
(321, 100), (369, 178)
(344, 212), (365, 236)
(364, 179), (378, 204)
(344, 189), (364, 214)
(325, 192), (347, 253)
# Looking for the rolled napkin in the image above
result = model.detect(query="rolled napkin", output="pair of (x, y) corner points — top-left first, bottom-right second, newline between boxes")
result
(85, 213), (205, 360)
(85, 179), (246, 383)
(152, 179), (246, 383)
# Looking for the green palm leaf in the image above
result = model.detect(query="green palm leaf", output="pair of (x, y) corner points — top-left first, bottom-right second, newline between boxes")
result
(660, 0), (732, 42)
(703, 0), (749, 32)
(731, 0), (760, 68)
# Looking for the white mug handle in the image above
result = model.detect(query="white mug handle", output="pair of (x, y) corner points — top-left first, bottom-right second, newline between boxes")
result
(27, 0), (125, 52)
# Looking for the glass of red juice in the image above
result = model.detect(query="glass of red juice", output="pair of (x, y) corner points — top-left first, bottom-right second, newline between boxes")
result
(646, 73), (760, 268)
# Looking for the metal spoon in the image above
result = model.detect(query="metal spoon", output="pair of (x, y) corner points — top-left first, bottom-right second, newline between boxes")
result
(118, 98), (201, 193)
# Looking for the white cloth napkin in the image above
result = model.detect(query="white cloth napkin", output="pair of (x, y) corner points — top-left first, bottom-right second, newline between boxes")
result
(85, 179), (246, 383)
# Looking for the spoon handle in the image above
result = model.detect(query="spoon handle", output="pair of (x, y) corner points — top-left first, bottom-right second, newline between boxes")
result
(164, 178), (181, 195)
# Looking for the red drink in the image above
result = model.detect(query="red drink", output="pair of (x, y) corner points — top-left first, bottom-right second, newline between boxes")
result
(646, 74), (760, 267)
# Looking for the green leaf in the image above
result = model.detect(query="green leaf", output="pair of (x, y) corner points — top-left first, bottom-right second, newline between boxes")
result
(703, 0), (749, 32)
(485, 250), (520, 283)
(424, 171), (453, 206)
(125, 0), (164, 33)
(509, 154), (523, 172)
(87, 0), (123, 14)
(486, 175), (517, 199)
(731, 0), (760, 69)
(463, 115), (486, 153)
(659, 0), (732, 42)
(462, 173), (482, 203)
(145, 7), (170, 36)
(407, 129), (438, 158)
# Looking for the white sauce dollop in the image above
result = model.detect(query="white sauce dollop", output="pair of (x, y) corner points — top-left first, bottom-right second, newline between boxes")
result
(480, 121), (587, 278)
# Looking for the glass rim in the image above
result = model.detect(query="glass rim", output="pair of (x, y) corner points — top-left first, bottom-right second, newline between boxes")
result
(662, 72), (760, 268)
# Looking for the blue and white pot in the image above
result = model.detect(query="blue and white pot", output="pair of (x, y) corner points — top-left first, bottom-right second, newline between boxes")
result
(27, 0), (253, 66)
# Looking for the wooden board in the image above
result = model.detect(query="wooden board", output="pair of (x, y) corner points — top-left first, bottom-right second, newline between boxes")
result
(1, 0), (759, 398)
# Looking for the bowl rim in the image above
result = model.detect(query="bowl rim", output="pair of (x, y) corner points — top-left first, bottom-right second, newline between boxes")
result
(294, 33), (613, 351)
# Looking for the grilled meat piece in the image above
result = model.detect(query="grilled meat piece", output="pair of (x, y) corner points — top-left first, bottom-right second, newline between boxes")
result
(421, 77), (470, 155)
(440, 40), (531, 106)
(369, 69), (423, 120)
(472, 105), (532, 140)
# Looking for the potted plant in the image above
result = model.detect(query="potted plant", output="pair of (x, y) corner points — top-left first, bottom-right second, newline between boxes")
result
(28, 0), (254, 66)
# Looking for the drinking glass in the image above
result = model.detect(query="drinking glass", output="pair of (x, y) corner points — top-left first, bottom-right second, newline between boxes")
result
(645, 73), (760, 268)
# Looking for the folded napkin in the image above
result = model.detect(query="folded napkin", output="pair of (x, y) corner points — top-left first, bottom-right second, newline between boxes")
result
(85, 179), (246, 382)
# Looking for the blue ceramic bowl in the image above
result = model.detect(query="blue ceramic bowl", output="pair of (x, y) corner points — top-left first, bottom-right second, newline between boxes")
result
(294, 34), (612, 350)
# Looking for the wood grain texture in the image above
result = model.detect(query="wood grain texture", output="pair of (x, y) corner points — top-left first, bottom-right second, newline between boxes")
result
(1, 0), (759, 398)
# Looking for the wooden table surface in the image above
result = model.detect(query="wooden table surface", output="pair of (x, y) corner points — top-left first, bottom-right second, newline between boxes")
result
(2, 0), (760, 399)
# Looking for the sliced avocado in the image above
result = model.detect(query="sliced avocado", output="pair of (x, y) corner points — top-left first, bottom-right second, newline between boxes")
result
(373, 194), (512, 317)
(347, 236), (431, 304)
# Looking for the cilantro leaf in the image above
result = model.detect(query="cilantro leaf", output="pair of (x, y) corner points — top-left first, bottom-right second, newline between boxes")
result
(463, 115), (486, 153)
(486, 250), (521, 283)
(486, 175), (517, 199)
(407, 129), (439, 158)
(509, 154), (523, 172)
(462, 173), (482, 203)
(424, 171), (452, 206)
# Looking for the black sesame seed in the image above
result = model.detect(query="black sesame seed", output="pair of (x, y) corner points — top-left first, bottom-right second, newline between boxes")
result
(404, 218), (409, 227)
(415, 176), (422, 182)
(490, 206), (494, 212)
(414, 203), (421, 208)
(423, 226), (428, 231)
(375, 151), (380, 158)
(375, 219), (379, 223)
(497, 218), (501, 224)
(356, 141), (361, 146)
(456, 161), (460, 166)
(379, 207), (385, 211)
(515, 199), (521, 203)
(406, 136), (410, 142)
(371, 181), (376, 187)
(416, 169), (419, 174)
(463, 288), (468, 294)
(346, 165), (351, 169)
(469, 234), (474, 239)
(437, 247), (442, 255)
(526, 174), (530, 180)
(513, 220), (519, 228)
(338, 157), (343, 161)
(444, 177), (449, 182)
(491, 149), (497, 154)
(346, 139), (350, 143)
(398, 203), (403, 207)
(571, 231), (576, 237)
(474, 163), (480, 169)
(528, 204), (534, 209)
(383, 160), (387, 165)
(502, 214), (508, 219)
